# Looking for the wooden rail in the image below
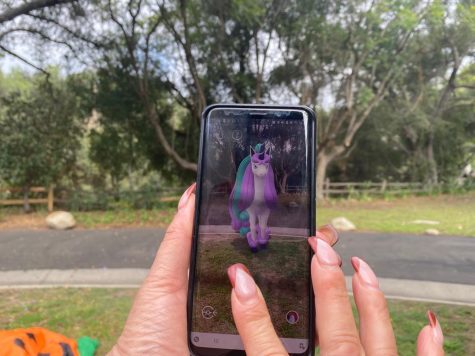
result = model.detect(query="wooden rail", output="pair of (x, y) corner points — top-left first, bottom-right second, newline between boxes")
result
(322, 179), (430, 198)
(0, 186), (54, 212)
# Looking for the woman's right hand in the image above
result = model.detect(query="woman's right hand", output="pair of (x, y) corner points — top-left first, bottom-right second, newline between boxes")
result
(228, 235), (444, 356)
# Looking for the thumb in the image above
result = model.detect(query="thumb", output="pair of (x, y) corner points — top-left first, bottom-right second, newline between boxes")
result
(228, 264), (287, 356)
(417, 310), (444, 356)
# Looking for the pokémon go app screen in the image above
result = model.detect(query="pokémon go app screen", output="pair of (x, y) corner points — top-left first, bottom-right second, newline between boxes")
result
(191, 108), (312, 354)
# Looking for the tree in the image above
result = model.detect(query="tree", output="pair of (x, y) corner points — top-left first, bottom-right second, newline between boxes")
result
(370, 2), (475, 184)
(0, 70), (88, 211)
(0, 0), (100, 74)
(270, 0), (439, 197)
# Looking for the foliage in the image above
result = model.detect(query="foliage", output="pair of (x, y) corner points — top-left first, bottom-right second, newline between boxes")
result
(0, 71), (89, 189)
(0, 0), (474, 191)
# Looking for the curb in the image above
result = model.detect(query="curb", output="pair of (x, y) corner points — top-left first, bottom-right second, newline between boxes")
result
(0, 269), (474, 307)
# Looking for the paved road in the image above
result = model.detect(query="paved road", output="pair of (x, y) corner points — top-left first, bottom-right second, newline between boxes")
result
(0, 228), (474, 285)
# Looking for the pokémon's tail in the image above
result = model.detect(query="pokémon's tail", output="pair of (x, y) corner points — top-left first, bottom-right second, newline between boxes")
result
(229, 155), (251, 237)
(229, 188), (250, 236)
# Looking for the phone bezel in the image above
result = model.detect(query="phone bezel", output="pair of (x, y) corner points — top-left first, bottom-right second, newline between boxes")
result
(187, 104), (317, 356)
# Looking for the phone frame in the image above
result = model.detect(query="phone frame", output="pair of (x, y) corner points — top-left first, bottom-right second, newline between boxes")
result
(187, 104), (317, 356)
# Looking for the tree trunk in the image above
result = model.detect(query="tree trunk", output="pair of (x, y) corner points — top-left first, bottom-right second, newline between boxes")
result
(427, 132), (438, 185)
(22, 186), (31, 213)
(316, 154), (329, 200)
(280, 173), (288, 194)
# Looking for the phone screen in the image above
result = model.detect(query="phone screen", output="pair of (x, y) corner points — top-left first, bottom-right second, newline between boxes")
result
(189, 106), (315, 355)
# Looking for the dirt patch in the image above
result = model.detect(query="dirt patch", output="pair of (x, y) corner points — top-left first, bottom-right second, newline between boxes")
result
(0, 212), (49, 230)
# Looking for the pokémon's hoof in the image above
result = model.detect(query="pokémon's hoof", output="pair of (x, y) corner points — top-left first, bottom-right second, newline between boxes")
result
(246, 232), (258, 252)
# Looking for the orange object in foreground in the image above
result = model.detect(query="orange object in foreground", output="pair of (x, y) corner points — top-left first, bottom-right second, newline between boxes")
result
(0, 327), (78, 356)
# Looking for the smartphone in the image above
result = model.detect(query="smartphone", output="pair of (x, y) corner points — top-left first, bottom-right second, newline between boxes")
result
(188, 104), (316, 356)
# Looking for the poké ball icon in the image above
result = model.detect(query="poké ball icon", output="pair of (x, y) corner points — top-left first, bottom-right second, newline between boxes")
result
(286, 310), (299, 325)
(202, 305), (217, 320)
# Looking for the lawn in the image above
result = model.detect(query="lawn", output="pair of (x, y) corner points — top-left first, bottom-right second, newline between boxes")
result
(0, 192), (474, 236)
(193, 233), (309, 338)
(316, 192), (475, 236)
(0, 288), (473, 355)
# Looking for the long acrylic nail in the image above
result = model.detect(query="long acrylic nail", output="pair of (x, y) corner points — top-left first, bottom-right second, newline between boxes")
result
(234, 267), (258, 305)
(351, 257), (379, 289)
(227, 263), (251, 287)
(427, 310), (444, 346)
(177, 183), (196, 210)
(318, 224), (339, 244)
(316, 238), (341, 267)
(308, 236), (317, 253)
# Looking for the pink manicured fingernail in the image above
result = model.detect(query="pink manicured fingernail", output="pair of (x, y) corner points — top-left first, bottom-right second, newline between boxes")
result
(319, 224), (339, 244)
(178, 183), (196, 210)
(351, 257), (379, 289)
(308, 236), (317, 253)
(427, 310), (444, 346)
(316, 238), (341, 267)
(234, 267), (258, 305)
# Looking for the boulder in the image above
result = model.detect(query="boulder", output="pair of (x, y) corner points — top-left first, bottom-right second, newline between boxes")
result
(425, 228), (440, 236)
(331, 217), (356, 231)
(46, 211), (76, 230)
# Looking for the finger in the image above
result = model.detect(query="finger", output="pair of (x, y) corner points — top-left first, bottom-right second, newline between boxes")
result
(309, 237), (363, 355)
(351, 257), (397, 356)
(417, 311), (444, 356)
(115, 184), (196, 354)
(228, 264), (287, 356)
(316, 224), (339, 246)
(147, 182), (196, 292)
(308, 229), (339, 347)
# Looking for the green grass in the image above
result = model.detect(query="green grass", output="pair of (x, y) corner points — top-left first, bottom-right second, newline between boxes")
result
(0, 288), (473, 355)
(317, 192), (475, 236)
(0, 288), (135, 354)
(73, 208), (176, 228)
(193, 235), (309, 337)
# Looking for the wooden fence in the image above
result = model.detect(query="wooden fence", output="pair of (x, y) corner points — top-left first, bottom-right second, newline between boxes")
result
(322, 179), (430, 198)
(0, 186), (54, 212)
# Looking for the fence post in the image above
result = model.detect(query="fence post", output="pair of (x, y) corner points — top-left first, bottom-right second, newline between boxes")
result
(381, 179), (387, 193)
(48, 185), (54, 212)
(324, 177), (330, 199)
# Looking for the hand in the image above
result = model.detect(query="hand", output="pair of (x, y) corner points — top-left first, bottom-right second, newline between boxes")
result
(227, 236), (445, 356)
(108, 183), (339, 355)
(108, 183), (197, 355)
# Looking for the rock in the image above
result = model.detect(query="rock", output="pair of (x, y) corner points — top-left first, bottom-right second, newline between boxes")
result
(412, 220), (440, 225)
(331, 217), (356, 231)
(46, 211), (76, 230)
(425, 228), (440, 236)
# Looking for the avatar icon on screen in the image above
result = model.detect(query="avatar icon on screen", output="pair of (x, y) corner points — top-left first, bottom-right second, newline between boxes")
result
(228, 143), (277, 252)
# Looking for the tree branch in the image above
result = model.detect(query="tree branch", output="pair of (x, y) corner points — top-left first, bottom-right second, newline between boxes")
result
(0, 44), (49, 75)
(0, 0), (75, 24)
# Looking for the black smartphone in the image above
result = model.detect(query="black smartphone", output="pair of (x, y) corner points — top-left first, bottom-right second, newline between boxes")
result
(188, 104), (316, 356)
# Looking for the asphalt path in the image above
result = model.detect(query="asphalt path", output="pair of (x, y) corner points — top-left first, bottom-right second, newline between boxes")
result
(0, 228), (474, 285)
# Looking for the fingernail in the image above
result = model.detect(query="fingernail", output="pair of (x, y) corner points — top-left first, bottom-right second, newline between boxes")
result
(319, 224), (339, 244)
(308, 236), (317, 253)
(316, 238), (341, 267)
(234, 267), (258, 305)
(427, 310), (444, 346)
(227, 263), (251, 287)
(178, 183), (196, 210)
(351, 257), (379, 289)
